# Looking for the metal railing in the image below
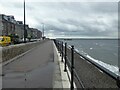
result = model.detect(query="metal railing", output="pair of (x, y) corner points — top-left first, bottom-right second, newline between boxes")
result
(54, 39), (85, 89)
(53, 39), (120, 89)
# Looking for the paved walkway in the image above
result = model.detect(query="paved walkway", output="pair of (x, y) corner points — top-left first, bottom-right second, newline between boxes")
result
(2, 40), (55, 88)
(53, 42), (73, 88)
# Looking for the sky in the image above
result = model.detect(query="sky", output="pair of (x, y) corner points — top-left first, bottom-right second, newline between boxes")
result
(0, 0), (119, 38)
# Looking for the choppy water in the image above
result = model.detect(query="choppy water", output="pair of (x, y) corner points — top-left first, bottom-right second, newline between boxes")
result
(60, 39), (119, 75)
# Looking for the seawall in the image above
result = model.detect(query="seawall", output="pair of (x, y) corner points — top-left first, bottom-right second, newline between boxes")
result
(65, 45), (118, 88)
(1, 40), (46, 62)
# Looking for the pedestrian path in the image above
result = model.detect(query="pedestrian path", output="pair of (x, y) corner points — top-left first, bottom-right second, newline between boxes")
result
(53, 41), (72, 88)
(2, 40), (71, 88)
(2, 40), (55, 88)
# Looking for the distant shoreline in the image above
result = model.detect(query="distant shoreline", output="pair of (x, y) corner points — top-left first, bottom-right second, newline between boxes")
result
(57, 38), (119, 40)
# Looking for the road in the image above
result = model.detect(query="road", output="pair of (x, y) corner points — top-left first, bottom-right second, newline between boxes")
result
(2, 40), (55, 88)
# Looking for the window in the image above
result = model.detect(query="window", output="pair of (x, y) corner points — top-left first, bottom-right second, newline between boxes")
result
(0, 38), (4, 41)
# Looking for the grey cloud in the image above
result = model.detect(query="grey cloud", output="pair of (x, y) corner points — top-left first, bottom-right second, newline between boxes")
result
(90, 2), (118, 13)
(0, 1), (118, 38)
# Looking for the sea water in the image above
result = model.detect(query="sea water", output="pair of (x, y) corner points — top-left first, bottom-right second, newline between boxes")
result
(61, 39), (119, 75)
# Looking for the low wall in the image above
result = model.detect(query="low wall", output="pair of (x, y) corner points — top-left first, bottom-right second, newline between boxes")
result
(2, 40), (46, 62)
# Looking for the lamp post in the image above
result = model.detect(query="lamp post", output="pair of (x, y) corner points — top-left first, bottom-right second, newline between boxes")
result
(42, 23), (45, 40)
(24, 0), (26, 43)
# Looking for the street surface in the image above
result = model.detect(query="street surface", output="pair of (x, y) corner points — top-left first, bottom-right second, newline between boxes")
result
(2, 40), (55, 88)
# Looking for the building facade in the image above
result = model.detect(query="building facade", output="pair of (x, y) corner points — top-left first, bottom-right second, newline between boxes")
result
(0, 14), (16, 36)
(15, 21), (24, 39)
(30, 28), (42, 39)
(0, 14), (42, 40)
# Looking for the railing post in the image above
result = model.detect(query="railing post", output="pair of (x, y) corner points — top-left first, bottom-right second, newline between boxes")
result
(117, 76), (120, 88)
(53, 39), (55, 45)
(55, 39), (56, 46)
(64, 42), (67, 72)
(61, 42), (63, 62)
(58, 41), (60, 52)
(71, 45), (74, 90)
(60, 41), (62, 56)
(56, 40), (58, 49)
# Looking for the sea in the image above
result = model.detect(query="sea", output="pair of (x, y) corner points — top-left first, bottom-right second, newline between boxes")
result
(59, 39), (119, 76)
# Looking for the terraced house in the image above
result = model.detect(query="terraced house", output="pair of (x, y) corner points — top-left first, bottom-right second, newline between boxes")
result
(0, 14), (42, 40)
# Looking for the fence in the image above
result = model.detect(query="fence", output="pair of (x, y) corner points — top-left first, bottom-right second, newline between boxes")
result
(53, 39), (120, 89)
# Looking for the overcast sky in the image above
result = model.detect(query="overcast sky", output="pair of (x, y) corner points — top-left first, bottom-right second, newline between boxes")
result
(0, 0), (119, 38)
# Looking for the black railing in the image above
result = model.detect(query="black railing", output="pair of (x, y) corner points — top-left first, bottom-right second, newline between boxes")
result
(53, 39), (120, 89)
(54, 39), (85, 89)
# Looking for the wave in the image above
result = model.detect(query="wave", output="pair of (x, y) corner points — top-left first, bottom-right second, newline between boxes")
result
(74, 48), (120, 76)
(90, 48), (93, 50)
(86, 55), (119, 76)
(75, 48), (79, 53)
(75, 48), (87, 55)
(68, 45), (71, 49)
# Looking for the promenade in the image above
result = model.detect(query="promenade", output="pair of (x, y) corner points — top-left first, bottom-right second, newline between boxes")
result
(2, 40), (70, 88)
(1, 39), (119, 89)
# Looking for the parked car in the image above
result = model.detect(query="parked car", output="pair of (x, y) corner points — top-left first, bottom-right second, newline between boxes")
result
(0, 36), (11, 46)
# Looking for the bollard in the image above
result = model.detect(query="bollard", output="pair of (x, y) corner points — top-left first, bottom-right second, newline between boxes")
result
(64, 43), (67, 72)
(117, 76), (120, 88)
(71, 45), (74, 90)
(61, 42), (63, 62)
